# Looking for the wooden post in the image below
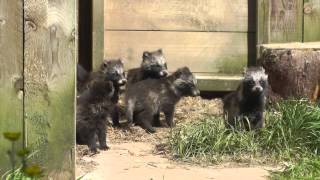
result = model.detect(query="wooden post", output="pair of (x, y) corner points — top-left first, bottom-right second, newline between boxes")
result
(304, 0), (320, 42)
(0, 0), (23, 175)
(92, 0), (104, 70)
(24, 0), (76, 178)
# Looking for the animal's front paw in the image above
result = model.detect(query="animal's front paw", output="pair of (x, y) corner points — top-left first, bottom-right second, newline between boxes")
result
(168, 122), (175, 128)
(89, 147), (99, 156)
(146, 127), (156, 133)
(99, 145), (110, 151)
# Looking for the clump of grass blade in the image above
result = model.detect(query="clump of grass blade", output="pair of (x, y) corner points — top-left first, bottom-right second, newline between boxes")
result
(270, 157), (320, 179)
(169, 99), (320, 164)
(261, 99), (320, 160)
(169, 116), (261, 163)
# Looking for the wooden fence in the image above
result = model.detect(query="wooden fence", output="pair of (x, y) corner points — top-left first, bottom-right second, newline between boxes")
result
(258, 0), (320, 44)
(104, 0), (320, 91)
(0, 0), (76, 178)
(0, 0), (319, 178)
(104, 0), (256, 91)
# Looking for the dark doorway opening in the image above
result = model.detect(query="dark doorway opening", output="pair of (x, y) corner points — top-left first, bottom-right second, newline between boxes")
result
(78, 0), (93, 72)
(248, 0), (257, 66)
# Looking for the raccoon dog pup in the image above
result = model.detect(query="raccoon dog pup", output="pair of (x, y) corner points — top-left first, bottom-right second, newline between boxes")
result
(125, 67), (200, 133)
(77, 59), (126, 93)
(77, 64), (89, 92)
(76, 79), (114, 153)
(97, 59), (127, 126)
(79, 59), (127, 126)
(223, 67), (268, 130)
(126, 49), (168, 86)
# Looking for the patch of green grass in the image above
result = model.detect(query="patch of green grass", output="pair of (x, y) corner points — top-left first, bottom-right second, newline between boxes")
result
(169, 99), (320, 165)
(169, 115), (261, 163)
(270, 157), (320, 179)
(4, 168), (36, 180)
(261, 100), (320, 161)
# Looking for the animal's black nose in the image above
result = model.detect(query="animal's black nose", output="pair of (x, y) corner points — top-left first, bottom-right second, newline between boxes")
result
(253, 86), (263, 92)
(159, 70), (168, 77)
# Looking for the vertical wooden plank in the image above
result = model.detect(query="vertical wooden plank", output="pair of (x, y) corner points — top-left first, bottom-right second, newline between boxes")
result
(24, 0), (76, 178)
(257, 0), (270, 44)
(92, 0), (104, 70)
(258, 0), (303, 44)
(0, 0), (23, 175)
(304, 0), (320, 41)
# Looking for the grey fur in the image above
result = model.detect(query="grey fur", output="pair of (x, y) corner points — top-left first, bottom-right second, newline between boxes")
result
(126, 49), (168, 87)
(77, 64), (89, 92)
(78, 59), (127, 126)
(125, 67), (200, 133)
(76, 79), (114, 153)
(223, 67), (268, 130)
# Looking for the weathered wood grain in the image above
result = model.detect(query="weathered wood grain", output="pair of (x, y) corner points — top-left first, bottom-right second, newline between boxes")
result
(196, 75), (242, 91)
(92, 0), (104, 70)
(0, 0), (23, 175)
(258, 0), (303, 44)
(105, 0), (254, 32)
(259, 43), (320, 100)
(259, 42), (320, 49)
(24, 0), (76, 178)
(104, 31), (252, 75)
(304, 0), (320, 42)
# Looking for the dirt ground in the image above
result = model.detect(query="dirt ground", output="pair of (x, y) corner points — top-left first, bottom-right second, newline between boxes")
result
(76, 97), (272, 180)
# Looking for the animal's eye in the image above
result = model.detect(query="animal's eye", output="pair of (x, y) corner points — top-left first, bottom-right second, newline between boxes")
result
(259, 80), (265, 86)
(248, 80), (255, 86)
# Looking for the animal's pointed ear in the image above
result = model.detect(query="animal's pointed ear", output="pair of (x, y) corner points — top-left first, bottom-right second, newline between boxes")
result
(101, 60), (111, 69)
(118, 58), (124, 64)
(263, 74), (268, 80)
(157, 49), (163, 54)
(242, 67), (247, 75)
(180, 66), (190, 72)
(142, 51), (151, 60)
(259, 66), (265, 73)
(173, 67), (184, 78)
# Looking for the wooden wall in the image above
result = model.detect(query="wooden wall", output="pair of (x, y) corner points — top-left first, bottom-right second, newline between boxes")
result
(104, 0), (320, 90)
(104, 0), (256, 90)
(258, 0), (320, 44)
(0, 0), (76, 178)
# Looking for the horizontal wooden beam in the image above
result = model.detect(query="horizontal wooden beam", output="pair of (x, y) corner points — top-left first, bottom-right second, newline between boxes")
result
(195, 74), (242, 91)
(105, 0), (254, 32)
(259, 42), (320, 49)
(104, 30), (252, 75)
